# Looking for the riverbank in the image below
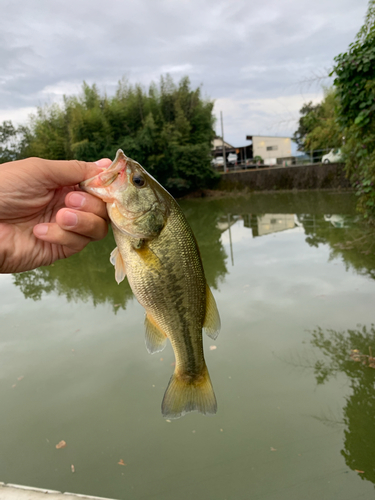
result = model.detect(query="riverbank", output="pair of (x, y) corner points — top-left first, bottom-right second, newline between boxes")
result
(216, 162), (350, 191)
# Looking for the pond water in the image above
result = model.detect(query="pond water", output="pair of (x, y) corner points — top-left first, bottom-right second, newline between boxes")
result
(1, 191), (375, 500)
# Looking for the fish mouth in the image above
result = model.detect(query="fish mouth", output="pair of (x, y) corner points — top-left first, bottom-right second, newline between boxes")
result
(80, 154), (125, 190)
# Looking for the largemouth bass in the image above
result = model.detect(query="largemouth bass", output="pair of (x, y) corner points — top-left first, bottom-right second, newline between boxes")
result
(80, 150), (220, 419)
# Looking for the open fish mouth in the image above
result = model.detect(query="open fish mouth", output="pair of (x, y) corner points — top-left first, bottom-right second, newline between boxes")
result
(80, 159), (124, 190)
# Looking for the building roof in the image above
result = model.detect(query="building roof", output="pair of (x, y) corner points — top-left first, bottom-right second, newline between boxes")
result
(212, 137), (235, 149)
(246, 135), (291, 140)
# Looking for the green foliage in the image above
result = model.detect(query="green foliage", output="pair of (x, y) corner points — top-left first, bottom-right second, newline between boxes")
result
(331, 0), (375, 219)
(293, 101), (321, 151)
(309, 323), (375, 484)
(0, 120), (20, 163)
(18, 75), (218, 195)
(293, 88), (342, 152)
(253, 155), (264, 164)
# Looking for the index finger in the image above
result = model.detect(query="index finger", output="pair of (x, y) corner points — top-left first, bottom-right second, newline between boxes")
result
(37, 158), (113, 188)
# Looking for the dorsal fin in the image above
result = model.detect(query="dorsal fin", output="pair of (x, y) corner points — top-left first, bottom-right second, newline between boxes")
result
(203, 284), (221, 340)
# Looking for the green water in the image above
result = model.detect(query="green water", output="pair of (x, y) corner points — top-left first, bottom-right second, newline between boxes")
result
(1, 191), (375, 499)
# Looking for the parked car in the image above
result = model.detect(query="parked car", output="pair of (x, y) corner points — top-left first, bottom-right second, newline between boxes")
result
(227, 153), (237, 165)
(322, 149), (342, 163)
(324, 214), (348, 228)
(211, 156), (224, 167)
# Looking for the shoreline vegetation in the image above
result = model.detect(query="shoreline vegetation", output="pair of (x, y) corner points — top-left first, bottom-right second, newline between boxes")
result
(294, 0), (375, 221)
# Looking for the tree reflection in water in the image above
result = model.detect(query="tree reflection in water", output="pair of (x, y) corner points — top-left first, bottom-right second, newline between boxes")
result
(12, 231), (134, 310)
(310, 325), (375, 484)
(11, 193), (375, 481)
(296, 209), (375, 484)
(299, 214), (375, 281)
(12, 200), (229, 309)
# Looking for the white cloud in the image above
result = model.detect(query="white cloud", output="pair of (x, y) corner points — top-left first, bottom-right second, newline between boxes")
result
(0, 0), (369, 143)
(0, 107), (37, 125)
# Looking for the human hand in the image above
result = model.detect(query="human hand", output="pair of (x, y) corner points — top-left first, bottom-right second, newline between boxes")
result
(0, 157), (112, 273)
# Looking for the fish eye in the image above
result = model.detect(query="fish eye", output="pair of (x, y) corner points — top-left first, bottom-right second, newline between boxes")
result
(132, 173), (146, 188)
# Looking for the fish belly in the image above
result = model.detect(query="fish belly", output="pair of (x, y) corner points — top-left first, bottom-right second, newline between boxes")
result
(113, 208), (217, 418)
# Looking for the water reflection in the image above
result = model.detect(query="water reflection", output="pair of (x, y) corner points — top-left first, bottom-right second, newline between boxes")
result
(218, 213), (297, 237)
(12, 193), (375, 312)
(13, 232), (134, 309)
(13, 202), (230, 306)
(299, 214), (375, 280)
(309, 325), (375, 484)
(5, 192), (375, 499)
(218, 211), (375, 287)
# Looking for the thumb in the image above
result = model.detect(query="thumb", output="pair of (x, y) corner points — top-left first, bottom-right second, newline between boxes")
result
(38, 158), (113, 188)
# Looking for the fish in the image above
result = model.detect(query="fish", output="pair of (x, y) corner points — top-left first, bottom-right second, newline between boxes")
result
(80, 150), (221, 419)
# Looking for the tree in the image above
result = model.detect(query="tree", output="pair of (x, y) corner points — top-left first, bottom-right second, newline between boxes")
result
(293, 88), (342, 153)
(293, 101), (321, 151)
(331, 0), (375, 219)
(0, 121), (20, 163)
(18, 75), (218, 195)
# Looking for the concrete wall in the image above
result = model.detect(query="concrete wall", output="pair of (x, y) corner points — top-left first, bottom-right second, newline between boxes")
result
(218, 163), (350, 191)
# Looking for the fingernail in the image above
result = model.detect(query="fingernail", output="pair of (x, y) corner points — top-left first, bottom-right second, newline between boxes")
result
(62, 210), (78, 227)
(68, 192), (85, 208)
(95, 158), (111, 168)
(34, 224), (48, 236)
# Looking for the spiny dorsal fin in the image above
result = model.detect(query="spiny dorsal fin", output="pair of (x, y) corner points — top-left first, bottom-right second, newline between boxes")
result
(145, 315), (167, 354)
(203, 284), (221, 340)
(110, 247), (126, 284)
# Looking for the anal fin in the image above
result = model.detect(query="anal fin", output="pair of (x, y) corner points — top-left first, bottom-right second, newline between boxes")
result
(110, 247), (126, 284)
(203, 284), (221, 340)
(145, 315), (167, 354)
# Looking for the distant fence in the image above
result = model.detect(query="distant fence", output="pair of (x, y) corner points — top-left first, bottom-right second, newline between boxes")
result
(217, 162), (351, 191)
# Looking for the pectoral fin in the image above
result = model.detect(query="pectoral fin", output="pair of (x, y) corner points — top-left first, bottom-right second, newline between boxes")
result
(145, 315), (167, 354)
(110, 247), (126, 284)
(203, 284), (221, 340)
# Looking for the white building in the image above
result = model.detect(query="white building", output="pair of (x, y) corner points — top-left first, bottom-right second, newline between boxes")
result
(246, 135), (292, 165)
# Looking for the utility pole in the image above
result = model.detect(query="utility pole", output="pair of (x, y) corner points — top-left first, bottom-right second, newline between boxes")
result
(220, 111), (227, 173)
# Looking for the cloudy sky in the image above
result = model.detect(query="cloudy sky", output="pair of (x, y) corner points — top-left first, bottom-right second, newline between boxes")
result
(0, 0), (369, 148)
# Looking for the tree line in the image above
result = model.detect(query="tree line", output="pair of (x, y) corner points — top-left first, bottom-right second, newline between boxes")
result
(0, 75), (218, 195)
(294, 0), (375, 220)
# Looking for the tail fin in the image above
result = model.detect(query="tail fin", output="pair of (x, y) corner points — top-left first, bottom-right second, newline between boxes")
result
(161, 366), (217, 419)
